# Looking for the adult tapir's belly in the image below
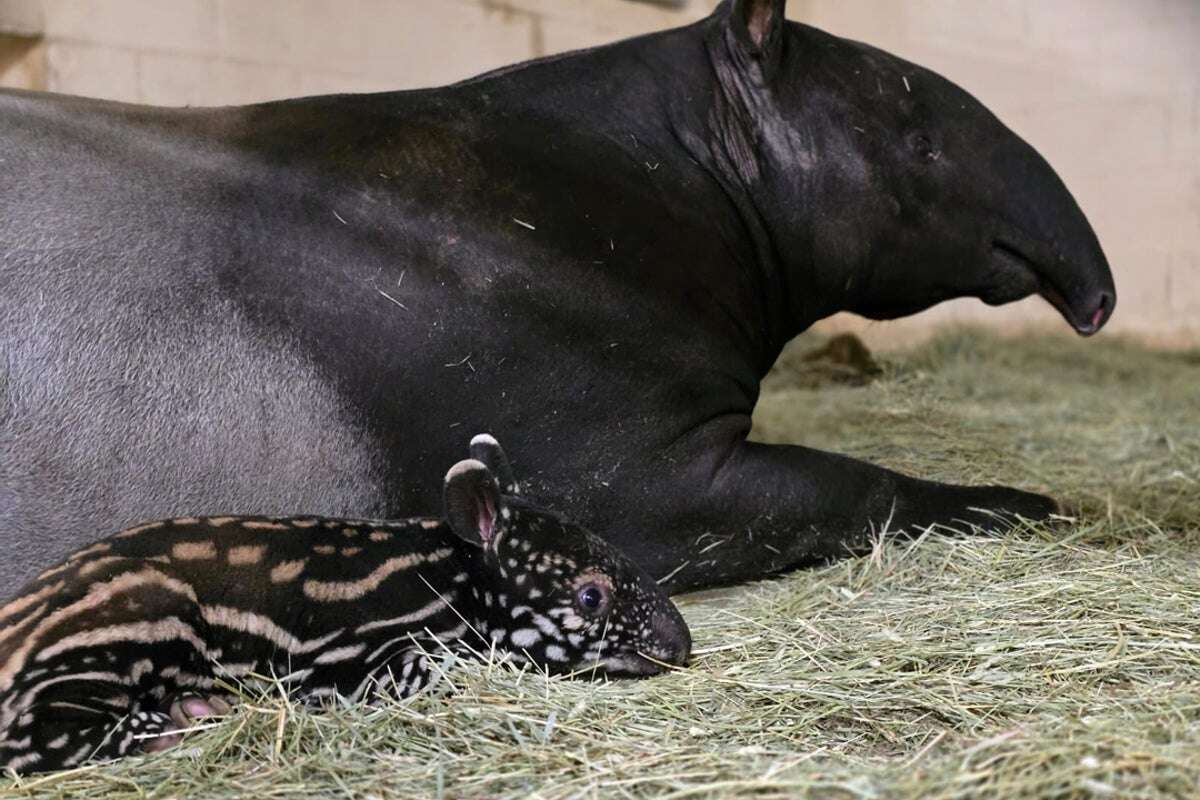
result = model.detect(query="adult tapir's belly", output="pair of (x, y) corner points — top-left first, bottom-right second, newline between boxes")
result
(0, 280), (706, 589)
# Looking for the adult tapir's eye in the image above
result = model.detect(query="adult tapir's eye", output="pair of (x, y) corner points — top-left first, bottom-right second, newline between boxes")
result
(575, 583), (610, 615)
(910, 134), (940, 162)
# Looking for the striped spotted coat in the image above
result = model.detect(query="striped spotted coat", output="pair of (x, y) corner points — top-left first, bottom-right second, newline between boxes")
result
(0, 436), (690, 773)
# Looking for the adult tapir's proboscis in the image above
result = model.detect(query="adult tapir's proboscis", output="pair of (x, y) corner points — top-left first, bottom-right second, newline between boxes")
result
(0, 0), (1115, 593)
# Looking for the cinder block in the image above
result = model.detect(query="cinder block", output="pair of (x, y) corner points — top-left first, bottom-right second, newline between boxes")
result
(535, 0), (714, 56)
(1012, 97), (1175, 180)
(296, 69), (396, 97)
(800, 1), (912, 54)
(1167, 253), (1200, 314)
(897, 0), (1033, 57)
(358, 0), (537, 88)
(207, 58), (302, 104)
(137, 51), (300, 106)
(214, 0), (365, 72)
(539, 17), (629, 56)
(39, 0), (219, 57)
(0, 34), (46, 91)
(136, 51), (215, 105)
(1027, 0), (1190, 48)
(1185, 84), (1200, 167)
(486, 0), (705, 32)
(44, 41), (139, 101)
(1032, 19), (1199, 98)
(0, 0), (45, 36)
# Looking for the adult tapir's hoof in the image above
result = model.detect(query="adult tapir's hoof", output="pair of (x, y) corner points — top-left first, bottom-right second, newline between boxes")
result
(948, 484), (1060, 533)
(895, 477), (1060, 537)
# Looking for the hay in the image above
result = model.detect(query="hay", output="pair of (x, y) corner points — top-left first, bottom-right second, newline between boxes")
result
(4, 327), (1198, 799)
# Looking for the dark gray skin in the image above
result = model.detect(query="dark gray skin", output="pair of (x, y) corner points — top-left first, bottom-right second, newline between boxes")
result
(0, 0), (1115, 593)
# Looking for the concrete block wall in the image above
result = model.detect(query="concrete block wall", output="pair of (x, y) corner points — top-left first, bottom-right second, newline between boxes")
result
(0, 0), (1196, 345)
(0, 0), (711, 102)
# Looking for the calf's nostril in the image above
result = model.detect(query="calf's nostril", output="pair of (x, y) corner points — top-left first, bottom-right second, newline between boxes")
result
(651, 609), (692, 666)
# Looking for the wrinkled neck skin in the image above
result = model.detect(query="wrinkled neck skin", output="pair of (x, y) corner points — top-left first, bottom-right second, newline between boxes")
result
(684, 10), (909, 339)
(651, 10), (872, 358)
(686, 11), (839, 348)
(672, 15), (826, 360)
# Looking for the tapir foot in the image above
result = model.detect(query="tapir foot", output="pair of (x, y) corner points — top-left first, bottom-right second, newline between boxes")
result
(922, 483), (1059, 534)
(139, 694), (232, 754)
(641, 439), (1067, 592)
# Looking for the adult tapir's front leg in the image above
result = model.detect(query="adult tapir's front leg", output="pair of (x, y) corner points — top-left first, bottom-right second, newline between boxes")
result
(642, 440), (1056, 593)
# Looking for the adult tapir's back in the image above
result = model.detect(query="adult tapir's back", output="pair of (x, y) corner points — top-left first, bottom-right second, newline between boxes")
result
(0, 30), (756, 588)
(0, 1), (1115, 592)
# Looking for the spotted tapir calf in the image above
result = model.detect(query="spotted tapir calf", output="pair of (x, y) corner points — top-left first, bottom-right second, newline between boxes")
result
(0, 436), (690, 773)
(0, 0), (1116, 591)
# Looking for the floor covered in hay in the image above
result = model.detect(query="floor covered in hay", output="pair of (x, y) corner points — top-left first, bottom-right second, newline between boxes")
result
(5, 329), (1198, 799)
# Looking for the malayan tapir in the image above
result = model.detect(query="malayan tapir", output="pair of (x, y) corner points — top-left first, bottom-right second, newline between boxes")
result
(0, 0), (1115, 593)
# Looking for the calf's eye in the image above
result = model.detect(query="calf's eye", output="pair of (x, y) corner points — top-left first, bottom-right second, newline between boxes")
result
(576, 583), (609, 615)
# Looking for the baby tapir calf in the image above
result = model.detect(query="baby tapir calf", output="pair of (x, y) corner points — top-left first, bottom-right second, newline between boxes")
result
(0, 435), (690, 773)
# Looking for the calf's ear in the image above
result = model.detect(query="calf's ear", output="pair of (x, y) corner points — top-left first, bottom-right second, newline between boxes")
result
(469, 433), (520, 495)
(727, 0), (786, 77)
(444, 459), (504, 549)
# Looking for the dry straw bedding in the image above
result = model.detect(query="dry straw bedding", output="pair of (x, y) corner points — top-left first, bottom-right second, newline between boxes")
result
(3, 328), (1197, 799)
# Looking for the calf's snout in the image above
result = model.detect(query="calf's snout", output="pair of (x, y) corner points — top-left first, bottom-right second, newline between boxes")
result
(650, 607), (692, 667)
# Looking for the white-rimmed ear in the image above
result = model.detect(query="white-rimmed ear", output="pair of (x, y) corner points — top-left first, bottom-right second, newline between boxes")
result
(444, 459), (504, 549)
(469, 433), (519, 495)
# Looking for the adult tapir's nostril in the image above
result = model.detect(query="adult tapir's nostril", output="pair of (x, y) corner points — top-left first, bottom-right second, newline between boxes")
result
(1094, 291), (1114, 328)
(651, 608), (692, 667)
(1080, 289), (1115, 336)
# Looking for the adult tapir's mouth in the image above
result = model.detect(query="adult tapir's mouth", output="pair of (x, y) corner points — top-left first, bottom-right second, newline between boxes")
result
(991, 238), (1115, 337)
(1037, 275), (1114, 337)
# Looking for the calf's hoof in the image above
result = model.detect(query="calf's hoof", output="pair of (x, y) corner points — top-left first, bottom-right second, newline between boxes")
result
(140, 694), (232, 754)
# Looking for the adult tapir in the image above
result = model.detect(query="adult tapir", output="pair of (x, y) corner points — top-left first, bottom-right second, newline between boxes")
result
(0, 0), (1114, 593)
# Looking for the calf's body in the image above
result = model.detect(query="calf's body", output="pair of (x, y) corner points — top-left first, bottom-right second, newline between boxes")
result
(0, 445), (689, 773)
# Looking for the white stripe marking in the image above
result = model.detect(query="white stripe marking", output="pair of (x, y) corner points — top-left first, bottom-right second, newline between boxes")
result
(313, 643), (367, 665)
(303, 548), (454, 602)
(200, 606), (343, 654)
(355, 595), (452, 634)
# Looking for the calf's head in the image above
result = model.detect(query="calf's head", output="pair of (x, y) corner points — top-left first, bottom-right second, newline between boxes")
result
(705, 0), (1115, 335)
(443, 435), (691, 677)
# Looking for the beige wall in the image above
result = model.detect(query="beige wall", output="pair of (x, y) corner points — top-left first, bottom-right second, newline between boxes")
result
(1, 0), (1196, 345)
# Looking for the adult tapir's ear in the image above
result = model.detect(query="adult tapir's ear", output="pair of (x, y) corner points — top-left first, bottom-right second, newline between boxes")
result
(469, 433), (520, 495)
(727, 0), (786, 76)
(444, 459), (505, 549)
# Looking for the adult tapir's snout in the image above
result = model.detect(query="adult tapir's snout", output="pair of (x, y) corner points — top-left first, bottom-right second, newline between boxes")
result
(989, 136), (1117, 336)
